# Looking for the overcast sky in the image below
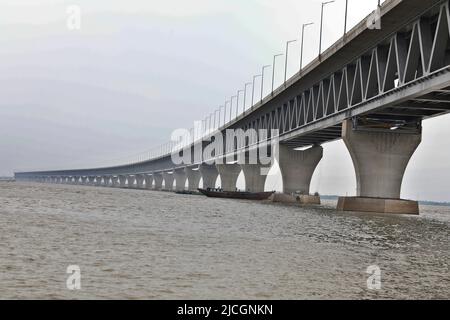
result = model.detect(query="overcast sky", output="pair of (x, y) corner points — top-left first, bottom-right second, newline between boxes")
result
(1, 0), (450, 201)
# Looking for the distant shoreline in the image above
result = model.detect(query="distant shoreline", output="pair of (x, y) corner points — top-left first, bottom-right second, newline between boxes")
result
(2, 180), (449, 207)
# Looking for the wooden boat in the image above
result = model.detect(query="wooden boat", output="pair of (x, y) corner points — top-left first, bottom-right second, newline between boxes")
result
(175, 190), (196, 195)
(198, 188), (274, 200)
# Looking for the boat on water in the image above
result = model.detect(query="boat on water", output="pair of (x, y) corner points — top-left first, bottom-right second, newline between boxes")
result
(198, 188), (275, 200)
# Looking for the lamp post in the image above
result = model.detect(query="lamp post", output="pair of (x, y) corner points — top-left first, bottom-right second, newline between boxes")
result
(285, 40), (298, 84)
(300, 22), (314, 71)
(236, 90), (244, 117)
(224, 101), (230, 125)
(261, 65), (271, 103)
(230, 96), (237, 122)
(214, 110), (218, 130)
(243, 82), (252, 113)
(218, 106), (224, 128)
(272, 54), (284, 95)
(251, 75), (261, 108)
(344, 0), (348, 35)
(319, 1), (335, 56)
(209, 114), (213, 133)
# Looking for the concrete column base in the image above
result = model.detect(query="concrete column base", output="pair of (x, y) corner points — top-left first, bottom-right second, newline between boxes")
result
(270, 193), (321, 205)
(337, 197), (419, 215)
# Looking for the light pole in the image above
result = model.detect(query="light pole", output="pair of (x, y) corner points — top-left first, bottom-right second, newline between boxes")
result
(230, 96), (237, 121)
(251, 75), (261, 108)
(300, 22), (314, 71)
(344, 0), (348, 35)
(261, 65), (271, 103)
(224, 101), (230, 125)
(272, 54), (284, 94)
(214, 110), (218, 130)
(243, 82), (252, 113)
(284, 40), (297, 84)
(209, 114), (213, 133)
(236, 90), (244, 117)
(218, 106), (224, 127)
(319, 1), (335, 56)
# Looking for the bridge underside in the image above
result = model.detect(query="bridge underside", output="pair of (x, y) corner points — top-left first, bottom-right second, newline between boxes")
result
(282, 84), (450, 148)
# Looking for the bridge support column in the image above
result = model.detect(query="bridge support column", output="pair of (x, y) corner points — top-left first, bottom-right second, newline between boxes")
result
(174, 169), (186, 191)
(144, 175), (153, 189)
(96, 177), (103, 186)
(118, 175), (127, 188)
(153, 173), (163, 190)
(81, 177), (88, 185)
(103, 176), (110, 187)
(185, 167), (201, 191)
(240, 164), (271, 193)
(162, 172), (174, 191)
(111, 176), (119, 187)
(216, 164), (241, 192)
(135, 174), (145, 189)
(199, 164), (218, 189)
(273, 145), (323, 204)
(128, 175), (136, 188)
(337, 120), (421, 215)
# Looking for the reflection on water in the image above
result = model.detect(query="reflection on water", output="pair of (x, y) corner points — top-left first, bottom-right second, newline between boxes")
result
(0, 182), (448, 299)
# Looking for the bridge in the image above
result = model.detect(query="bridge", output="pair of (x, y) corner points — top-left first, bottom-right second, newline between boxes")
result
(15, 0), (450, 214)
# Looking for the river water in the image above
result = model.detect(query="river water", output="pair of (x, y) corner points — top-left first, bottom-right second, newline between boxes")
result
(0, 182), (448, 299)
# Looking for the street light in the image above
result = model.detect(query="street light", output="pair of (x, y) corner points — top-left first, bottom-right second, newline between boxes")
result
(272, 54), (284, 94)
(261, 65), (271, 103)
(285, 40), (297, 84)
(344, 0), (348, 35)
(230, 96), (237, 121)
(319, 1), (335, 56)
(236, 90), (244, 117)
(243, 82), (252, 113)
(224, 101), (230, 125)
(214, 110), (218, 130)
(209, 114), (213, 133)
(218, 106), (224, 128)
(251, 75), (261, 108)
(300, 22), (314, 71)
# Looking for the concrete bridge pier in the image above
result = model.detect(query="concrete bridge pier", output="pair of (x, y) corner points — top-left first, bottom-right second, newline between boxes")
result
(216, 164), (241, 192)
(274, 145), (323, 204)
(185, 167), (201, 191)
(96, 177), (103, 186)
(162, 172), (174, 191)
(118, 175), (127, 188)
(103, 176), (110, 187)
(174, 169), (186, 191)
(81, 177), (88, 185)
(153, 173), (163, 190)
(240, 163), (272, 193)
(135, 174), (145, 189)
(128, 175), (136, 188)
(199, 164), (218, 189)
(111, 176), (119, 187)
(337, 120), (421, 215)
(144, 175), (153, 189)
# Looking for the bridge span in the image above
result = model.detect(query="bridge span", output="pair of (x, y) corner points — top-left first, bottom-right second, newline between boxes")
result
(15, 0), (450, 214)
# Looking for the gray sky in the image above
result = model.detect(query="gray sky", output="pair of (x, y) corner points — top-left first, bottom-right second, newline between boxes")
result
(1, 0), (450, 202)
